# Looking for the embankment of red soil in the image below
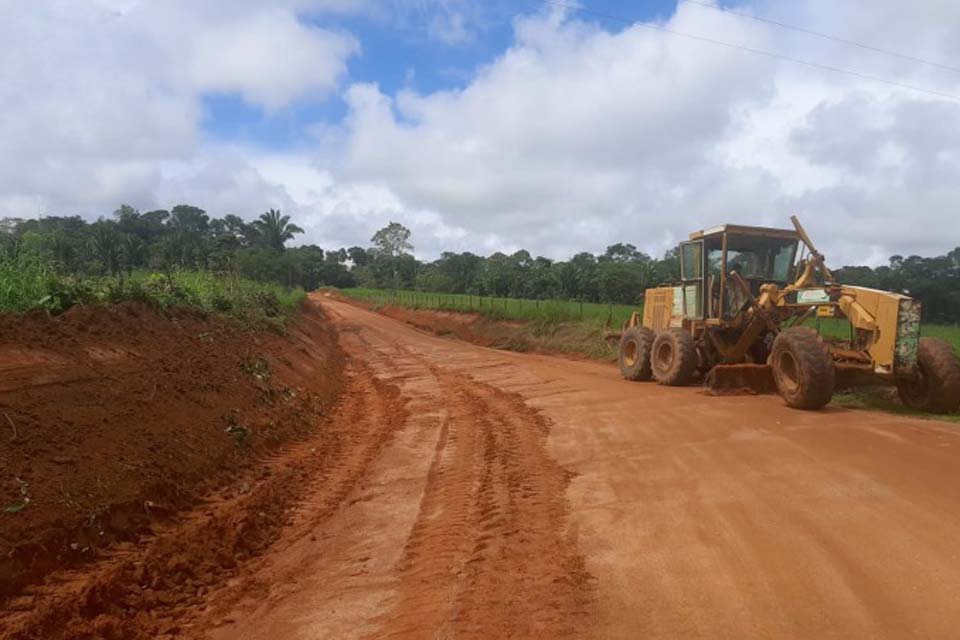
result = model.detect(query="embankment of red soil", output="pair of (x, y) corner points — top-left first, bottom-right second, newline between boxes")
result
(0, 300), (344, 601)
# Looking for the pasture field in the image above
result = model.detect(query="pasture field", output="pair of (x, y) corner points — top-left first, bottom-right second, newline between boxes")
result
(341, 287), (638, 326)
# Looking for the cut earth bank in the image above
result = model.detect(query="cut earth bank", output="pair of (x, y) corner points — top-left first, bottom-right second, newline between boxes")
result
(0, 299), (344, 638)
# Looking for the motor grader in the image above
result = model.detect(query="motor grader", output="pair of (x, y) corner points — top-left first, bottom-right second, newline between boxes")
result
(617, 216), (960, 412)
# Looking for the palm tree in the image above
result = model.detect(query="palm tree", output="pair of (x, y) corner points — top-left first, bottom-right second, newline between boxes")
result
(90, 221), (122, 276)
(252, 209), (304, 252)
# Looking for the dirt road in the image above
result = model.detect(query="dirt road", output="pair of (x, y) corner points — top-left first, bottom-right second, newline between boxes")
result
(171, 296), (960, 640)
(13, 296), (958, 639)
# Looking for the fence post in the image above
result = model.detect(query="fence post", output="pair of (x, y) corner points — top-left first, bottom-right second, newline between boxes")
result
(579, 301), (583, 319)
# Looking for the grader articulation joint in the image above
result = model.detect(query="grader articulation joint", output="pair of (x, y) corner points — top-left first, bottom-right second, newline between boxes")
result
(617, 216), (960, 412)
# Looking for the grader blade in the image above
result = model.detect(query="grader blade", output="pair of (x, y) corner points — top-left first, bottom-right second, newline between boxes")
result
(704, 364), (776, 396)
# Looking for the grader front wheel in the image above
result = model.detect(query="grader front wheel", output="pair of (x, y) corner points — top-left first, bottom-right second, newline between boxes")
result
(770, 327), (835, 410)
(896, 338), (960, 414)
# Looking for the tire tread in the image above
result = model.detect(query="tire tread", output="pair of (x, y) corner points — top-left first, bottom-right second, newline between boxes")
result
(651, 329), (697, 386)
(619, 326), (654, 381)
(771, 327), (834, 410)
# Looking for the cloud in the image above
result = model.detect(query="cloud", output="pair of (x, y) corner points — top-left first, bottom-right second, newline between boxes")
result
(181, 11), (358, 109)
(324, 2), (960, 264)
(3, 0), (960, 267)
(0, 0), (359, 217)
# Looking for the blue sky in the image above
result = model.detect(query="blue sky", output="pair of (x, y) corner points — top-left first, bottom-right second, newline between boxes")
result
(201, 1), (684, 151)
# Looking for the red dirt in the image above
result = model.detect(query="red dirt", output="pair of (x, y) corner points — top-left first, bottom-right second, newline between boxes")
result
(337, 296), (607, 361)
(0, 300), (344, 607)
(365, 303), (514, 347)
(182, 296), (596, 640)
(316, 300), (960, 639)
(8, 295), (960, 639)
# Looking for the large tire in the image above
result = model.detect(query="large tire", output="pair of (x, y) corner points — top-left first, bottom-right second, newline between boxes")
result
(770, 328), (835, 410)
(651, 329), (697, 386)
(896, 338), (960, 414)
(619, 326), (654, 381)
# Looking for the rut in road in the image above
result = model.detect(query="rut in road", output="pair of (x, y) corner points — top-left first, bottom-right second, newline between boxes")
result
(180, 310), (597, 640)
(375, 359), (595, 638)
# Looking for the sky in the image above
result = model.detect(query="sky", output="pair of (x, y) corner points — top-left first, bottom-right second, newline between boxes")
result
(2, 0), (960, 266)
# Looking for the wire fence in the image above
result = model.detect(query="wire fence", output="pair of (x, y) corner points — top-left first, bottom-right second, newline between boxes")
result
(342, 288), (640, 326)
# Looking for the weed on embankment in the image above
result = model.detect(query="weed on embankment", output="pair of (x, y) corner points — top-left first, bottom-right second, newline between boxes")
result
(0, 256), (305, 327)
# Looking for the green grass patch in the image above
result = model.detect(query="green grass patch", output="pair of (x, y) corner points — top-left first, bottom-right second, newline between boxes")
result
(0, 257), (305, 326)
(810, 317), (960, 353)
(341, 288), (639, 326)
(833, 388), (960, 424)
(0, 256), (58, 313)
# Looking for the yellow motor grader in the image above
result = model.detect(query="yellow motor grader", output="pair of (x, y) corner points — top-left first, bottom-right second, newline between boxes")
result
(618, 216), (960, 412)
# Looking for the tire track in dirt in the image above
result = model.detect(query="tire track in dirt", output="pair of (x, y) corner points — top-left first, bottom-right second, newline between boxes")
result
(324, 297), (960, 639)
(181, 302), (596, 640)
(375, 364), (595, 639)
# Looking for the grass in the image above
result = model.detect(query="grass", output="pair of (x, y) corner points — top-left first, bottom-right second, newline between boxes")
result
(341, 288), (639, 327)
(833, 388), (960, 424)
(0, 257), (305, 326)
(811, 317), (960, 353)
(0, 256), (55, 312)
(916, 323), (960, 351)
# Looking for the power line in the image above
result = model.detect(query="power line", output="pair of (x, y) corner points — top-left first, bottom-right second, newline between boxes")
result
(538, 0), (960, 102)
(680, 0), (960, 75)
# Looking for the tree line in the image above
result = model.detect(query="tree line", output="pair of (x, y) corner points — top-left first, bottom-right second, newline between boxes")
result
(361, 230), (959, 322)
(0, 205), (354, 291)
(1, 206), (957, 322)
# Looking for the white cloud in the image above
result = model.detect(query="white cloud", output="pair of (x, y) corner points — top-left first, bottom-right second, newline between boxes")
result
(0, 0), (359, 216)
(182, 11), (358, 109)
(3, 0), (960, 267)
(324, 2), (960, 264)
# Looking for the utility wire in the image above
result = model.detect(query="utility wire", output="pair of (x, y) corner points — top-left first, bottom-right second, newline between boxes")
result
(539, 0), (960, 102)
(680, 0), (960, 75)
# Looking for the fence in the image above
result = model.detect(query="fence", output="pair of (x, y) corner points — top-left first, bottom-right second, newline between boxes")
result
(343, 288), (639, 326)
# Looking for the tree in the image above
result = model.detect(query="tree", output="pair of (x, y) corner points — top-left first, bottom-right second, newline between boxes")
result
(122, 235), (147, 273)
(90, 221), (123, 276)
(601, 243), (642, 263)
(435, 251), (484, 293)
(169, 205), (210, 233)
(566, 252), (600, 301)
(347, 246), (370, 266)
(371, 222), (413, 288)
(597, 261), (642, 304)
(252, 208), (304, 252)
(371, 222), (413, 258)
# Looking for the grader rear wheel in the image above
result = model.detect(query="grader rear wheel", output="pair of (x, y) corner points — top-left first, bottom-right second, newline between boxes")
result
(618, 326), (655, 381)
(896, 338), (960, 414)
(770, 327), (835, 410)
(651, 329), (697, 386)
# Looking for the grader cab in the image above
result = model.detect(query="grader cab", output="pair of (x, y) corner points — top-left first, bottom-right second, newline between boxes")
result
(618, 216), (960, 412)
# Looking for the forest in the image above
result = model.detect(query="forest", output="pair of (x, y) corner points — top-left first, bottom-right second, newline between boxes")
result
(1, 205), (958, 322)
